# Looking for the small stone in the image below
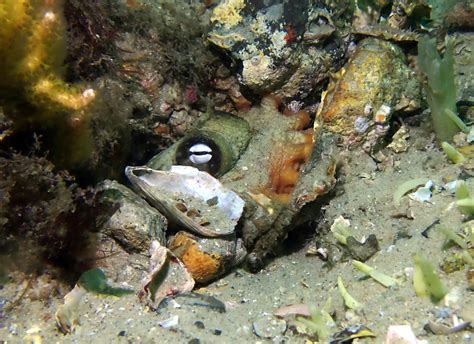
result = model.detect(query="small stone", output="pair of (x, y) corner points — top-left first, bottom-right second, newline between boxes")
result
(213, 329), (222, 336)
(118, 330), (126, 337)
(188, 339), (200, 344)
(194, 321), (205, 329)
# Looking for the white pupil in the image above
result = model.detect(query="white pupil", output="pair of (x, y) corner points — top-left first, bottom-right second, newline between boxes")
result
(188, 143), (212, 164)
(189, 143), (212, 154)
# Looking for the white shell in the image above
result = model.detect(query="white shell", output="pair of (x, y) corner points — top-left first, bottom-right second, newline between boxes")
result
(125, 165), (244, 237)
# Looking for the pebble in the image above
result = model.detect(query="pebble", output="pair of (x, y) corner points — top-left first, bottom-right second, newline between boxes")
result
(252, 316), (287, 339)
(194, 321), (205, 329)
(158, 315), (179, 328)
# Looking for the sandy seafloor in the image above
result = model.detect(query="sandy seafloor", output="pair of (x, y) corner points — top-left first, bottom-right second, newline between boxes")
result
(1, 123), (473, 344)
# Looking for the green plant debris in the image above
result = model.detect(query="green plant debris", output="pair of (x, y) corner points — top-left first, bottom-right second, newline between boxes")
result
(455, 181), (474, 216)
(444, 109), (469, 133)
(412, 254), (448, 303)
(352, 260), (399, 288)
(337, 276), (362, 310)
(418, 36), (464, 143)
(333, 232), (348, 245)
(393, 178), (430, 206)
(462, 250), (474, 265)
(441, 142), (466, 164)
(330, 216), (352, 245)
(295, 299), (335, 342)
(456, 198), (474, 217)
(455, 180), (470, 200)
(78, 268), (134, 296)
(436, 225), (468, 249)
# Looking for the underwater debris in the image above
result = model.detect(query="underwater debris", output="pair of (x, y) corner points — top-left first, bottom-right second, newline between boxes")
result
(352, 260), (400, 288)
(393, 178), (430, 206)
(411, 180), (434, 203)
(330, 216), (379, 261)
(331, 325), (376, 343)
(436, 225), (468, 249)
(412, 254), (448, 303)
(140, 240), (194, 310)
(55, 268), (133, 334)
(337, 276), (362, 311)
(294, 300), (335, 342)
(148, 113), (252, 178)
(330, 216), (351, 245)
(442, 142), (466, 164)
(425, 319), (471, 336)
(252, 316), (287, 339)
(385, 324), (427, 344)
(454, 181), (474, 217)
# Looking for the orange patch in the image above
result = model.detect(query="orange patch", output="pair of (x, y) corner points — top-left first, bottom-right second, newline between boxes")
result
(284, 25), (297, 44)
(233, 95), (253, 112)
(266, 130), (313, 203)
(169, 232), (221, 284)
(283, 108), (311, 130)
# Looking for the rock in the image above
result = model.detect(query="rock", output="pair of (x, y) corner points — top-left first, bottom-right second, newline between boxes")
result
(97, 180), (167, 252)
(317, 38), (421, 142)
(208, 0), (350, 98)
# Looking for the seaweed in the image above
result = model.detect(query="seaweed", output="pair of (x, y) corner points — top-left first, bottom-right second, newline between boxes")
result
(427, 0), (463, 25)
(0, 153), (113, 277)
(417, 36), (467, 143)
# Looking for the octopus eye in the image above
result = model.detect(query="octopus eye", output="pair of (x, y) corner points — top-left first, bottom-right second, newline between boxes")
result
(188, 143), (213, 164)
(147, 113), (252, 178)
(175, 137), (222, 176)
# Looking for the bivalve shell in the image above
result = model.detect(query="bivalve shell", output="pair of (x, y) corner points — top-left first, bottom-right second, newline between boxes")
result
(125, 165), (245, 237)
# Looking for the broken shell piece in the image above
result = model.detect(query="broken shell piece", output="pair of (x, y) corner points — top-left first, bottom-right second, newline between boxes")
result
(424, 320), (471, 335)
(55, 284), (86, 334)
(410, 181), (434, 203)
(125, 165), (245, 237)
(385, 325), (427, 344)
(140, 240), (195, 309)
